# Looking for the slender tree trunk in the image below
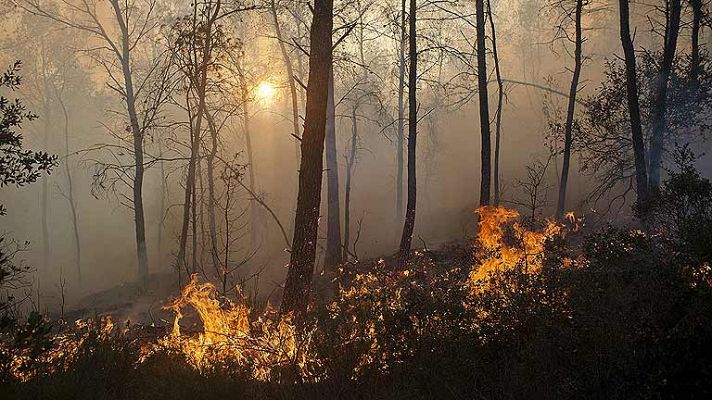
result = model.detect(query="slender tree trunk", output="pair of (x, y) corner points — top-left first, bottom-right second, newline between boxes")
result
(487, 0), (504, 206)
(691, 0), (702, 81)
(56, 94), (81, 287)
(176, 0), (217, 281)
(41, 100), (50, 271)
(204, 109), (221, 270)
(110, 0), (149, 286)
(234, 58), (258, 247)
(242, 90), (258, 247)
(270, 0), (302, 156)
(158, 141), (166, 264)
(396, 0), (406, 221)
(398, 0), (417, 264)
(280, 0), (333, 317)
(648, 0), (681, 191)
(556, 0), (584, 220)
(476, 0), (491, 206)
(39, 46), (50, 272)
(324, 67), (342, 269)
(192, 158), (199, 274)
(618, 0), (649, 206)
(344, 107), (358, 261)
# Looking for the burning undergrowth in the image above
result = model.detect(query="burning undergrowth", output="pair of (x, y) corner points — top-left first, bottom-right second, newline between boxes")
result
(151, 276), (323, 381)
(2, 206), (711, 399)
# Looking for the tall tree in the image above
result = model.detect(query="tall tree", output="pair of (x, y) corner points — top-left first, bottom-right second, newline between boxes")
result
(397, 0), (417, 264)
(618, 0), (649, 206)
(23, 0), (167, 286)
(690, 0), (704, 81)
(53, 75), (82, 287)
(396, 0), (407, 220)
(173, 0), (219, 280)
(324, 66), (343, 269)
(555, 0), (585, 219)
(476, 0), (491, 206)
(648, 0), (682, 191)
(487, 0), (504, 206)
(269, 0), (303, 157)
(280, 0), (334, 317)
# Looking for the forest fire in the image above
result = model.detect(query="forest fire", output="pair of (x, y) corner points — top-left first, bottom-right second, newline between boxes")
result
(3, 0), (712, 396)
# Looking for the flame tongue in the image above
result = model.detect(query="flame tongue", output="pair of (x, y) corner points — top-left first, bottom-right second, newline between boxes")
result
(158, 275), (319, 381)
(470, 206), (562, 290)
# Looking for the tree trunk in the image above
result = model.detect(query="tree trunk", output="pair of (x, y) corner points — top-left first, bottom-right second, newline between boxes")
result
(324, 67), (342, 269)
(397, 0), (417, 264)
(476, 0), (491, 206)
(57, 93), (81, 287)
(158, 141), (166, 265)
(280, 0), (333, 317)
(176, 0), (218, 282)
(396, 0), (407, 221)
(110, 0), (149, 286)
(242, 89), (258, 247)
(691, 0), (702, 81)
(204, 110), (221, 270)
(270, 0), (302, 157)
(344, 107), (358, 261)
(39, 45), (50, 273)
(618, 0), (649, 206)
(556, 0), (584, 220)
(487, 0), (503, 206)
(41, 98), (50, 272)
(648, 0), (681, 191)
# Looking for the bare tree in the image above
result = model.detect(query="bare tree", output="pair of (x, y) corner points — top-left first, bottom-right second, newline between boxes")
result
(397, 0), (417, 264)
(324, 66), (343, 269)
(269, 0), (303, 156)
(23, 0), (169, 286)
(280, 0), (334, 317)
(487, 0), (504, 206)
(53, 73), (82, 287)
(555, 0), (585, 219)
(648, 0), (682, 191)
(476, 0), (491, 206)
(396, 0), (407, 220)
(618, 0), (649, 207)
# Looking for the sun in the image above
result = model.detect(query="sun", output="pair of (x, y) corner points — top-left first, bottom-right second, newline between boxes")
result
(255, 81), (276, 102)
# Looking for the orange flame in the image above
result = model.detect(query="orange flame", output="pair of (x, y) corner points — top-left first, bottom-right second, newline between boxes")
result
(470, 206), (561, 290)
(157, 275), (321, 381)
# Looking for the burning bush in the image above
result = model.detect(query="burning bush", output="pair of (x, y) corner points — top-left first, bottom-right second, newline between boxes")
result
(151, 275), (323, 382)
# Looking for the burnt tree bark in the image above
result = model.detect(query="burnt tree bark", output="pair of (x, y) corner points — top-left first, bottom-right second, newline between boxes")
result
(618, 0), (649, 206)
(280, 0), (333, 317)
(648, 0), (681, 191)
(555, 0), (584, 220)
(476, 0), (491, 206)
(397, 0), (417, 264)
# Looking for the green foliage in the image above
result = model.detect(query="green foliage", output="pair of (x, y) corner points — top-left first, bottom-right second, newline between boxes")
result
(0, 61), (56, 192)
(0, 60), (56, 325)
